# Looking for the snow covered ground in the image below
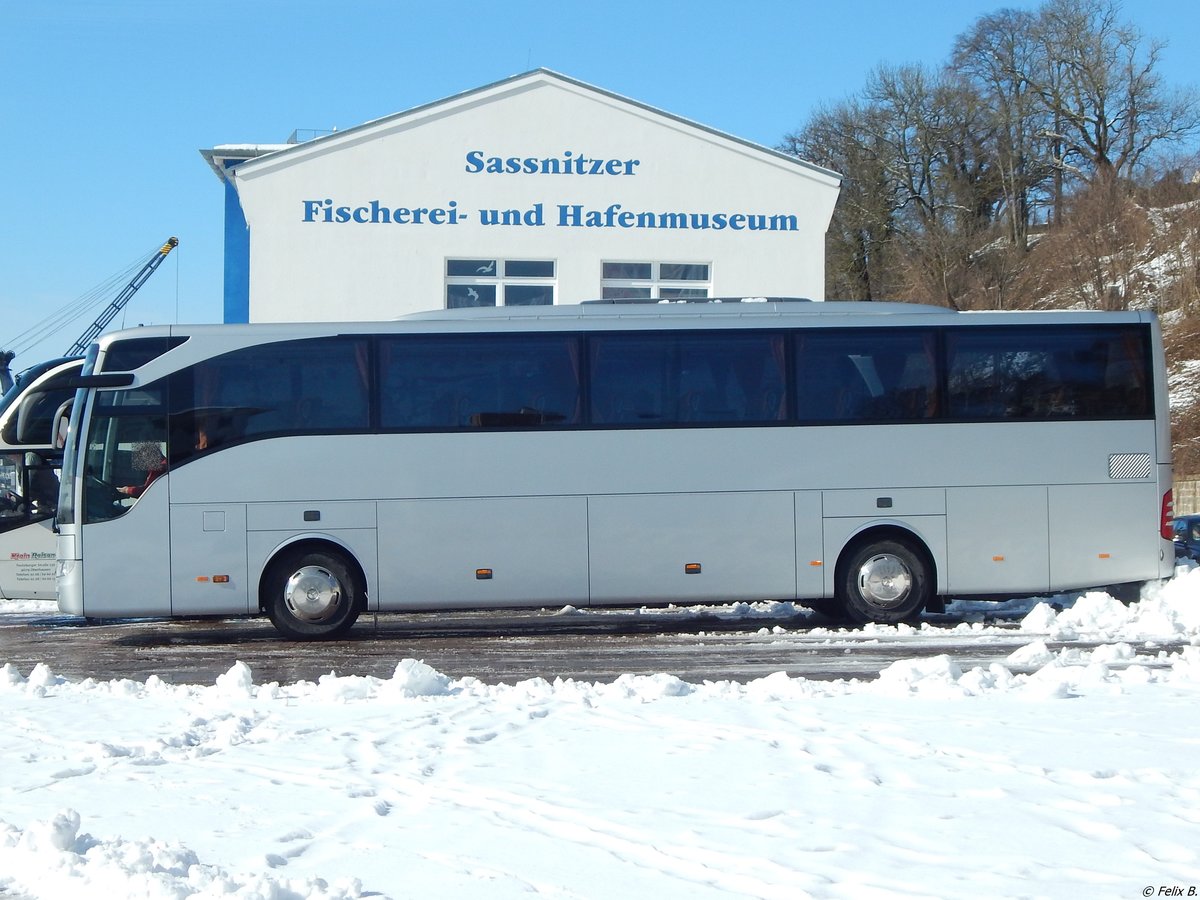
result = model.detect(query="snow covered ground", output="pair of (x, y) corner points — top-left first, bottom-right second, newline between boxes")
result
(2, 570), (1200, 899)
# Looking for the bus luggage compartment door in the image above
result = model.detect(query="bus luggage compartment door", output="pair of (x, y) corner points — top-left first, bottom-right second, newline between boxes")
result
(587, 491), (798, 605)
(946, 486), (1050, 595)
(1048, 481), (1162, 589)
(378, 496), (589, 608)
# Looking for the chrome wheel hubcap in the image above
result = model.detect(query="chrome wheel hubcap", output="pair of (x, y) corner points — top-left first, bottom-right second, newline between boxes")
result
(283, 565), (342, 622)
(857, 553), (912, 609)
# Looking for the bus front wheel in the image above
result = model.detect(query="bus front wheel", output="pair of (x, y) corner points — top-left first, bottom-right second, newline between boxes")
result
(263, 548), (362, 640)
(838, 537), (931, 625)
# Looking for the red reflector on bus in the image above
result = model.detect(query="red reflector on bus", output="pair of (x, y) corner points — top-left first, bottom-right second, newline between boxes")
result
(1162, 490), (1174, 540)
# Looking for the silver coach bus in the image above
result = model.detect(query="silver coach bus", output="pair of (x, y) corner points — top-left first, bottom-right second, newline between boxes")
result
(54, 300), (1176, 639)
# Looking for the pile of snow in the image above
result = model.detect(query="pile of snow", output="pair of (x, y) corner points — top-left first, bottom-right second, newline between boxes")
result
(1019, 576), (1200, 641)
(2, 570), (1199, 898)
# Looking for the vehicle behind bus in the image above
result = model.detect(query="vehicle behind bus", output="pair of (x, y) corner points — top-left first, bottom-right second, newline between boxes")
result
(0, 357), (81, 601)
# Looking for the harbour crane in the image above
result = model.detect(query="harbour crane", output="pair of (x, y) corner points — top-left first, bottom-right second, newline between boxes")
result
(0, 237), (177, 394)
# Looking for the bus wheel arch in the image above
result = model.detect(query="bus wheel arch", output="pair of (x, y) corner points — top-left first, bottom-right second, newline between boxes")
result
(834, 526), (936, 625)
(260, 539), (366, 640)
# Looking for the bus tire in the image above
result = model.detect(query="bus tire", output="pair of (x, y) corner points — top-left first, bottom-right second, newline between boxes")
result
(838, 537), (931, 625)
(1105, 581), (1145, 605)
(263, 547), (362, 640)
(802, 598), (846, 621)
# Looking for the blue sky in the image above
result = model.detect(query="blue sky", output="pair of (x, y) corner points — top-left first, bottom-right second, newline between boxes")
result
(2, 0), (1196, 366)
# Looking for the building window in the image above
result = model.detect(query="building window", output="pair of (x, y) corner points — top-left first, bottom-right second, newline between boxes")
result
(446, 259), (555, 308)
(601, 261), (711, 301)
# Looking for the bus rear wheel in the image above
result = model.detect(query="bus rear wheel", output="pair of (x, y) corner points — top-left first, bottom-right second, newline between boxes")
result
(838, 537), (931, 625)
(264, 548), (362, 640)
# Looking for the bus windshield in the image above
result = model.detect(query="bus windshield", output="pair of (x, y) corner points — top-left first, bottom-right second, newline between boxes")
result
(75, 382), (168, 524)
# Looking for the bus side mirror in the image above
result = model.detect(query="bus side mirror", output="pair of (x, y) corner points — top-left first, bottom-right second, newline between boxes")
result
(14, 392), (49, 444)
(15, 387), (71, 444)
(48, 373), (133, 449)
(53, 400), (71, 450)
(61, 373), (135, 389)
(14, 394), (36, 443)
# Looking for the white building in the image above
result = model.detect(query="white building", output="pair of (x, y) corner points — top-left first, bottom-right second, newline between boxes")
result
(201, 69), (841, 323)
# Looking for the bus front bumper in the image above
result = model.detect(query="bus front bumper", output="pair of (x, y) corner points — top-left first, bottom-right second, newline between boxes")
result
(55, 531), (84, 616)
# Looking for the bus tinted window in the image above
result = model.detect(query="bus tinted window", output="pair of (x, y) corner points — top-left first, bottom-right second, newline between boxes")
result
(101, 336), (187, 372)
(945, 325), (1151, 420)
(795, 329), (938, 422)
(379, 334), (581, 429)
(171, 337), (370, 460)
(589, 331), (786, 426)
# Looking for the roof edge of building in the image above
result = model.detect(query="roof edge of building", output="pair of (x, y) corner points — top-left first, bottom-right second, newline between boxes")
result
(219, 69), (841, 186)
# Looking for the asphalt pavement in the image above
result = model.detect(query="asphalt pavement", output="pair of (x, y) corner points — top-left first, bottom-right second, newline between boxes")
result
(0, 605), (1167, 685)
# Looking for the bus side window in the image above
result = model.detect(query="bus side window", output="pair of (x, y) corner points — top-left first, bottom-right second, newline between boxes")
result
(297, 341), (371, 428)
(0, 454), (25, 522)
(797, 329), (937, 423)
(589, 337), (666, 425)
(889, 352), (937, 418)
(500, 347), (580, 425)
(946, 325), (1151, 421)
(829, 356), (871, 420)
(175, 337), (373, 455)
(591, 332), (785, 427)
(380, 335), (580, 429)
(796, 346), (870, 422)
(946, 345), (1002, 418)
(0, 452), (59, 523)
(677, 333), (786, 424)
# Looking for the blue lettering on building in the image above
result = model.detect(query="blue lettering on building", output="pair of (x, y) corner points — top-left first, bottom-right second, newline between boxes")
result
(555, 204), (799, 232)
(302, 199), (463, 224)
(298, 199), (798, 232)
(464, 150), (640, 176)
(480, 203), (545, 226)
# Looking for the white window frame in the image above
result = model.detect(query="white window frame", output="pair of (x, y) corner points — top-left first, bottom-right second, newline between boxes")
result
(445, 258), (556, 308)
(600, 261), (712, 301)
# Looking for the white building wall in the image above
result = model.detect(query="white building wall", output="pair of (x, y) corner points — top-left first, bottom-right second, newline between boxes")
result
(230, 71), (840, 321)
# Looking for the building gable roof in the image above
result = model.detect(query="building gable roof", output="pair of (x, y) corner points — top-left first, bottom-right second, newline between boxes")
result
(215, 68), (840, 188)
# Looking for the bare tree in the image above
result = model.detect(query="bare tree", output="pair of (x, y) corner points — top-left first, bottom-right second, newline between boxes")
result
(863, 64), (1008, 308)
(781, 99), (906, 300)
(953, 8), (1057, 249)
(779, 0), (1200, 319)
(1030, 0), (1200, 188)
